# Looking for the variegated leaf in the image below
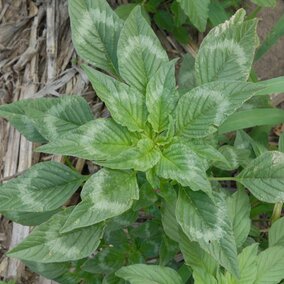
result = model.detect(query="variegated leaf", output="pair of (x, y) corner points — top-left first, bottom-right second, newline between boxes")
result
(0, 98), (59, 143)
(37, 119), (139, 162)
(69, 0), (123, 75)
(155, 142), (211, 194)
(83, 65), (147, 132)
(8, 207), (105, 262)
(116, 264), (183, 284)
(0, 162), (84, 212)
(61, 169), (139, 233)
(195, 9), (258, 84)
(146, 60), (178, 133)
(175, 81), (260, 139)
(237, 151), (284, 203)
(26, 96), (93, 141)
(176, 189), (239, 277)
(117, 6), (168, 93)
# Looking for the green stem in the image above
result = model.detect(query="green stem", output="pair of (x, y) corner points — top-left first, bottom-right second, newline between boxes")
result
(271, 202), (283, 223)
(209, 177), (238, 181)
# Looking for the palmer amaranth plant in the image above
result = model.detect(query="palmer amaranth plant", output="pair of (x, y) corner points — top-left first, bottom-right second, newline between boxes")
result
(1, 0), (284, 283)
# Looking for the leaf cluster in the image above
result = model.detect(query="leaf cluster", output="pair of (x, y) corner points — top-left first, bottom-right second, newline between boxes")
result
(0, 0), (284, 283)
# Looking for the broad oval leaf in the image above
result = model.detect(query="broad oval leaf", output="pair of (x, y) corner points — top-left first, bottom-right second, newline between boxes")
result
(176, 189), (239, 277)
(0, 161), (84, 212)
(26, 96), (93, 141)
(193, 268), (217, 284)
(69, 0), (123, 75)
(179, 232), (217, 275)
(116, 264), (183, 284)
(0, 98), (59, 143)
(146, 60), (178, 133)
(269, 217), (284, 247)
(227, 190), (251, 248)
(61, 169), (139, 233)
(255, 246), (284, 284)
(175, 81), (261, 139)
(37, 119), (139, 161)
(195, 9), (258, 84)
(176, 0), (210, 32)
(233, 243), (258, 284)
(117, 6), (168, 94)
(7, 207), (105, 263)
(2, 210), (59, 226)
(83, 65), (147, 132)
(237, 151), (284, 203)
(155, 142), (211, 194)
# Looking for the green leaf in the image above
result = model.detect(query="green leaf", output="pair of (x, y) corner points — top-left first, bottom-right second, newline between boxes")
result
(195, 9), (258, 84)
(256, 13), (284, 59)
(159, 235), (179, 266)
(176, 81), (260, 139)
(154, 10), (174, 32)
(251, 0), (277, 7)
(7, 207), (105, 262)
(155, 142), (211, 193)
(179, 231), (218, 275)
(82, 247), (125, 274)
(0, 98), (58, 143)
(187, 144), (227, 164)
(227, 190), (251, 248)
(99, 137), (161, 171)
(115, 3), (137, 20)
(176, 189), (239, 277)
(160, 189), (180, 241)
(26, 96), (93, 141)
(103, 273), (126, 284)
(69, 0), (123, 75)
(171, 1), (187, 27)
(105, 209), (138, 232)
(83, 65), (147, 132)
(234, 243), (258, 284)
(61, 169), (138, 233)
(213, 145), (250, 171)
(117, 6), (168, 93)
(219, 108), (284, 134)
(2, 210), (59, 226)
(0, 161), (84, 212)
(255, 76), (284, 96)
(24, 260), (85, 284)
(237, 151), (284, 203)
(146, 60), (178, 133)
(37, 119), (139, 161)
(116, 264), (183, 284)
(193, 268), (218, 284)
(176, 0), (210, 32)
(178, 53), (196, 92)
(269, 217), (284, 247)
(208, 1), (229, 26)
(132, 181), (157, 211)
(255, 246), (284, 284)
